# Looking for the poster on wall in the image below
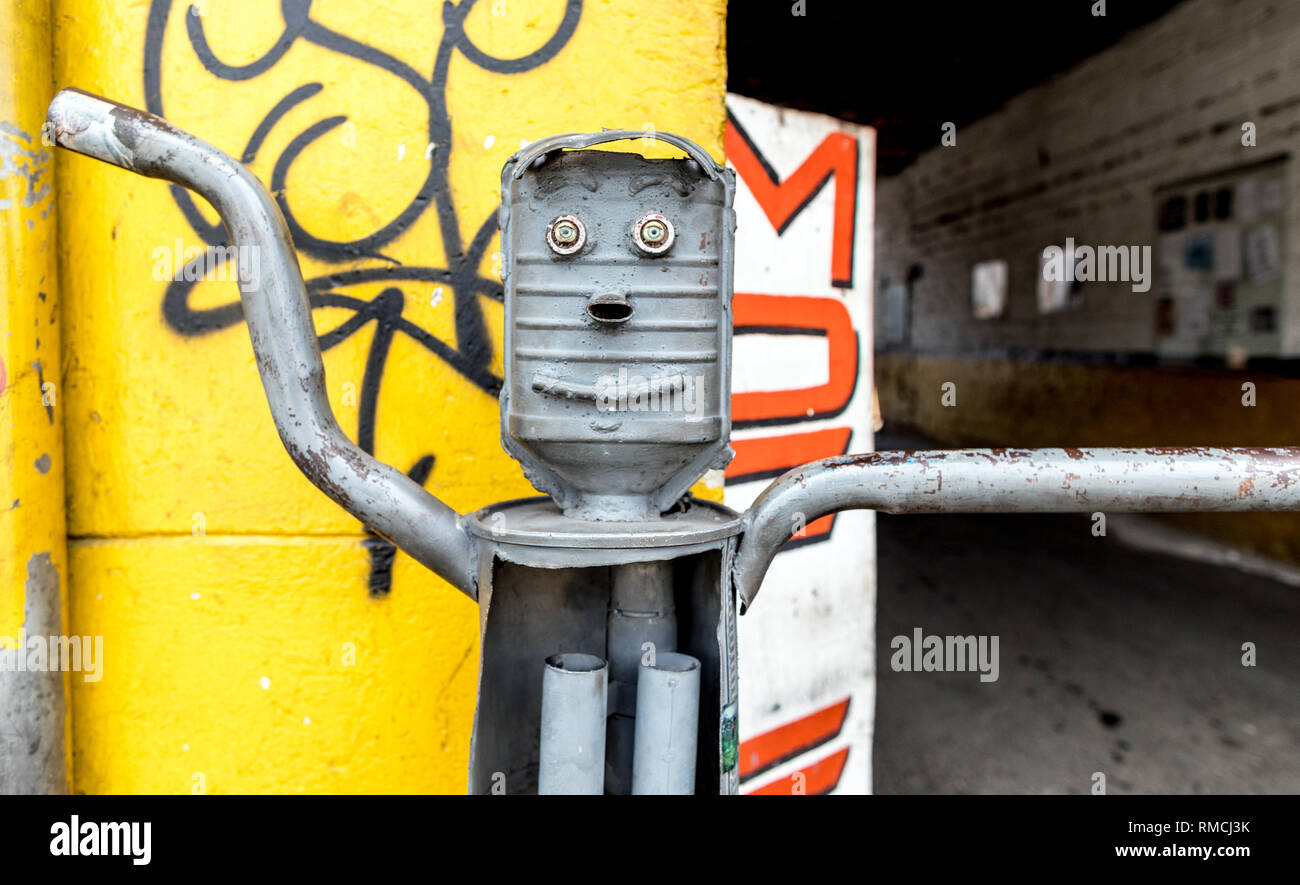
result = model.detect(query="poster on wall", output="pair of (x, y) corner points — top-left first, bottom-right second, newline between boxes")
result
(724, 94), (876, 794)
(1153, 158), (1288, 358)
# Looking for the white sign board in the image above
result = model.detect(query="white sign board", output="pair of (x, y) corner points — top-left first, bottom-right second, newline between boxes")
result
(724, 94), (876, 794)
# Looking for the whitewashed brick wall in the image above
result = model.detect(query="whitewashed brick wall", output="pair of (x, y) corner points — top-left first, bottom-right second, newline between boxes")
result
(876, 0), (1300, 356)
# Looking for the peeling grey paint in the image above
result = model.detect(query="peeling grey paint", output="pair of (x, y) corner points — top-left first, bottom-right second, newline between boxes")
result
(34, 453), (50, 474)
(0, 122), (52, 211)
(0, 552), (68, 794)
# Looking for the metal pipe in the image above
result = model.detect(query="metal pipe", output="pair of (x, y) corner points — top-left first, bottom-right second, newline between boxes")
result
(44, 89), (477, 597)
(605, 561), (676, 794)
(733, 447), (1300, 611)
(632, 652), (700, 795)
(538, 653), (608, 795)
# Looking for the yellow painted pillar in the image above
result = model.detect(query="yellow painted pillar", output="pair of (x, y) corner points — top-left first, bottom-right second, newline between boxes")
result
(0, 0), (70, 793)
(50, 0), (726, 793)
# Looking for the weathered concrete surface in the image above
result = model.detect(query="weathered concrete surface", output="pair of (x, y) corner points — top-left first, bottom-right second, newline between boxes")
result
(873, 431), (1300, 794)
(0, 553), (68, 794)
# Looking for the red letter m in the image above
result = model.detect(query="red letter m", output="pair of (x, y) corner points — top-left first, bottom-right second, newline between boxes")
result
(725, 106), (859, 288)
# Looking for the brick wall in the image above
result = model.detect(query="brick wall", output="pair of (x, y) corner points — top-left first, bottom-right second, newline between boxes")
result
(876, 0), (1300, 357)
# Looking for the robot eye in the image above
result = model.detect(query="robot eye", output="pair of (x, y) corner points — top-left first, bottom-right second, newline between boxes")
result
(633, 214), (675, 255)
(546, 215), (585, 255)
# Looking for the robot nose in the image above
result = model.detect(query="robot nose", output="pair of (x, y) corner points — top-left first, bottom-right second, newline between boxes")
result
(586, 292), (634, 324)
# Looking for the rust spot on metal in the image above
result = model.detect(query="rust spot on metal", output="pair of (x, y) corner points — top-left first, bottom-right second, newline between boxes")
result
(108, 103), (185, 156)
(289, 440), (355, 509)
(1063, 448), (1085, 460)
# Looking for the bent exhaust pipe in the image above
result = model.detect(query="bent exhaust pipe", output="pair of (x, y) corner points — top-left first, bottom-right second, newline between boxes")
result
(45, 88), (477, 596)
(732, 447), (1300, 611)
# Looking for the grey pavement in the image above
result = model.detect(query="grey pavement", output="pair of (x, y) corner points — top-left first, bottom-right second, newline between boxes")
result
(872, 431), (1300, 794)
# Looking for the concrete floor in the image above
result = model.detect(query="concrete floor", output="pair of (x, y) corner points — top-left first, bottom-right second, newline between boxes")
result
(872, 432), (1300, 794)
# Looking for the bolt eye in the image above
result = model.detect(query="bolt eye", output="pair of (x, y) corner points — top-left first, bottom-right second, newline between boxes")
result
(547, 215), (585, 255)
(633, 213), (675, 255)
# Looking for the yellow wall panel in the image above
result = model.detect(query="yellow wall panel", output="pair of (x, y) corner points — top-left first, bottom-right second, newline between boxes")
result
(1, 0), (70, 792)
(69, 537), (478, 793)
(2, 0), (64, 634)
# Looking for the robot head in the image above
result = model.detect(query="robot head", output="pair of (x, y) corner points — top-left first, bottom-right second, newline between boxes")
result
(499, 132), (736, 520)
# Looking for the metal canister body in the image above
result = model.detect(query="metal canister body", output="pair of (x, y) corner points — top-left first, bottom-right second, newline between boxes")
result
(464, 496), (742, 795)
(500, 133), (736, 521)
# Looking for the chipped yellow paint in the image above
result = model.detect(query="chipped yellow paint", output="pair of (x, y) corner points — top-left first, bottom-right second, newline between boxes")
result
(50, 0), (727, 792)
(0, 0), (71, 791)
(1, 0), (66, 634)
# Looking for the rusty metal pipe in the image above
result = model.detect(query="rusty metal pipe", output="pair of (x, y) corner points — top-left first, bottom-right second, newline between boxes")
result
(44, 88), (477, 596)
(733, 447), (1300, 612)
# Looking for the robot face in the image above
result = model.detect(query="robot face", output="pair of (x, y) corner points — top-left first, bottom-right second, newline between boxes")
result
(499, 136), (736, 519)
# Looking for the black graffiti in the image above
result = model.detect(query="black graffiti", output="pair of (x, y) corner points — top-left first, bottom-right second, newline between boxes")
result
(144, 0), (582, 594)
